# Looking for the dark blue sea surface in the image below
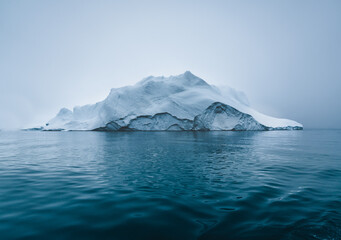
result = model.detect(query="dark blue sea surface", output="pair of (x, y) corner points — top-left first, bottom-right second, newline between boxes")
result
(0, 130), (340, 239)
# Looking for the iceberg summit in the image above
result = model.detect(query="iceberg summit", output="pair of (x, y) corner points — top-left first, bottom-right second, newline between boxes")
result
(44, 71), (303, 131)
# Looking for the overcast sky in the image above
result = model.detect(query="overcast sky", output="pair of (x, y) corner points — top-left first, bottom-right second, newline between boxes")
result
(1, 0), (340, 129)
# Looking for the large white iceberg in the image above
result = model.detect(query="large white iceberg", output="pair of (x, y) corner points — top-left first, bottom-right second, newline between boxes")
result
(44, 71), (303, 131)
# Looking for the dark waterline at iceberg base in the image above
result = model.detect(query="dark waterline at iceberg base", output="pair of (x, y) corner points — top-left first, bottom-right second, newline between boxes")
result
(0, 130), (340, 239)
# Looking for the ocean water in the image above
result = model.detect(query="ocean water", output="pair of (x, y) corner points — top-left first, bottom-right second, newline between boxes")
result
(0, 130), (340, 240)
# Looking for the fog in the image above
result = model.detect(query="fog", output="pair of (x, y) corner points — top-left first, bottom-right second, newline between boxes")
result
(1, 0), (340, 129)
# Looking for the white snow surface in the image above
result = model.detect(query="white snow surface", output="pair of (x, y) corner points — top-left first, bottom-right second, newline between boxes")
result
(45, 71), (302, 130)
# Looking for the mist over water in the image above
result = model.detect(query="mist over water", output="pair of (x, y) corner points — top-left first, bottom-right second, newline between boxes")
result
(1, 0), (341, 129)
(0, 130), (340, 239)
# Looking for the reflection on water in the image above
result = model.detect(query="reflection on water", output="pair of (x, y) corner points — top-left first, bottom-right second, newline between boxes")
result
(0, 130), (340, 239)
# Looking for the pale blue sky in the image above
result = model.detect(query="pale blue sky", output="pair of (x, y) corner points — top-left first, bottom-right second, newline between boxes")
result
(1, 0), (340, 129)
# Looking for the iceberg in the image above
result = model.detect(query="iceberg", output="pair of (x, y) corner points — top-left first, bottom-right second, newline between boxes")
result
(44, 71), (303, 131)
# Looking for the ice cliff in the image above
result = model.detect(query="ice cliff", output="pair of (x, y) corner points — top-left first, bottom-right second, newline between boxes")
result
(44, 71), (303, 131)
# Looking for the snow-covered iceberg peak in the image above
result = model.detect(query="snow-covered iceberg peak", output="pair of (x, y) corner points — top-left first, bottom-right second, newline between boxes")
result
(43, 71), (303, 131)
(138, 71), (209, 89)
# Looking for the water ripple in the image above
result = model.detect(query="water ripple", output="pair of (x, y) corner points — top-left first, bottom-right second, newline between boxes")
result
(0, 130), (340, 239)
